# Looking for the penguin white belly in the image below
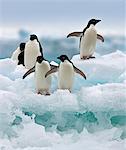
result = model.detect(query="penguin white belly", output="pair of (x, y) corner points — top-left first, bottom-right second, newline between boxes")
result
(35, 61), (51, 92)
(80, 27), (97, 58)
(58, 61), (74, 90)
(11, 47), (20, 64)
(25, 40), (41, 69)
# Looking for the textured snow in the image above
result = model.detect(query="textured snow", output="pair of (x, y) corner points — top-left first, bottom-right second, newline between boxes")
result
(0, 51), (126, 150)
(72, 51), (126, 86)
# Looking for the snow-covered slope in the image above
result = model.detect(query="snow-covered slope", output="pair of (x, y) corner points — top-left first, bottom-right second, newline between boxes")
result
(0, 51), (126, 150)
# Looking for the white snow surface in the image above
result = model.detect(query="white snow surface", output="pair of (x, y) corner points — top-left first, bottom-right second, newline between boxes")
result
(0, 50), (126, 150)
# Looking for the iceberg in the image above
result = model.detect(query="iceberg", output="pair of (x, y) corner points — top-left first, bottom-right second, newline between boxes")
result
(0, 51), (126, 150)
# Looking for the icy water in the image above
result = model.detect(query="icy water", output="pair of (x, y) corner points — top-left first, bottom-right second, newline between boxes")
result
(0, 35), (125, 60)
(0, 36), (126, 150)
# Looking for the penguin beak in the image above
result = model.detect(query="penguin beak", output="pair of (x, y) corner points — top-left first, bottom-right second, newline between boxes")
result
(96, 19), (101, 23)
(57, 57), (60, 60)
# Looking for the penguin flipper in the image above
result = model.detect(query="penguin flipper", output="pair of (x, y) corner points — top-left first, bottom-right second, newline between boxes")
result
(45, 66), (58, 78)
(23, 66), (35, 79)
(73, 66), (86, 79)
(97, 34), (104, 42)
(67, 32), (83, 38)
(50, 64), (58, 69)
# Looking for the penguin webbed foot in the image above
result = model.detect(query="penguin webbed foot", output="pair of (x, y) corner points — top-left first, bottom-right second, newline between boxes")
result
(88, 56), (95, 59)
(45, 91), (51, 96)
(37, 90), (51, 96)
(37, 91), (42, 95)
(81, 56), (96, 60)
(81, 56), (88, 60)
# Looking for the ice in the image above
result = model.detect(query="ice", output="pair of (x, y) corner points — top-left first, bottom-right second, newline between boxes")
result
(0, 75), (13, 91)
(0, 51), (126, 149)
(79, 83), (126, 112)
(72, 50), (126, 87)
(0, 59), (16, 77)
(0, 91), (17, 138)
(0, 127), (126, 150)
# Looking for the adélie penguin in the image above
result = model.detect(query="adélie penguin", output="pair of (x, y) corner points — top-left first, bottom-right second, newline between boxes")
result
(45, 55), (86, 92)
(18, 43), (26, 66)
(24, 34), (43, 69)
(23, 55), (57, 95)
(67, 19), (104, 59)
(11, 43), (26, 65)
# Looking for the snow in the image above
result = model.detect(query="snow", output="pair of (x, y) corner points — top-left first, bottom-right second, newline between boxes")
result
(79, 83), (126, 111)
(0, 51), (126, 150)
(72, 51), (126, 86)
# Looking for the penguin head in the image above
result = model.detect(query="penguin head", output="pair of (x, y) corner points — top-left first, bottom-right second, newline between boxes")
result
(30, 34), (38, 41)
(36, 56), (44, 64)
(57, 55), (69, 62)
(19, 43), (25, 51)
(88, 19), (101, 26)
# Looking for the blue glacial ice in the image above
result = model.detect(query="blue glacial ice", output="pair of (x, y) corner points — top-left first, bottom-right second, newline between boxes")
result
(0, 50), (126, 150)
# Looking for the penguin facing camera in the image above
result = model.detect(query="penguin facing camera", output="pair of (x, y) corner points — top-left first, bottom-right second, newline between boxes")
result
(45, 55), (86, 92)
(23, 55), (57, 95)
(24, 34), (43, 69)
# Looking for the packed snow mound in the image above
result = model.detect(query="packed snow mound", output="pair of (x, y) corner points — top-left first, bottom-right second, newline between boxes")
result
(0, 51), (126, 150)
(72, 50), (126, 87)
(79, 83), (126, 111)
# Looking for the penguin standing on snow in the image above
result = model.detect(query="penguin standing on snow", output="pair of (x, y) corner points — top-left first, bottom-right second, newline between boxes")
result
(67, 19), (104, 59)
(11, 43), (25, 65)
(24, 34), (43, 69)
(18, 43), (26, 66)
(45, 55), (86, 92)
(23, 55), (57, 95)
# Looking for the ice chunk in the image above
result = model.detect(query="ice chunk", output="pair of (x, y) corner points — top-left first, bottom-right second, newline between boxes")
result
(72, 51), (126, 86)
(0, 91), (18, 138)
(0, 51), (126, 149)
(79, 83), (126, 112)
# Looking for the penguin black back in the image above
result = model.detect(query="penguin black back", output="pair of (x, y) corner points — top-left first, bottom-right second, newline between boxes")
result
(18, 43), (26, 66)
(20, 43), (26, 51)
(18, 51), (24, 66)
